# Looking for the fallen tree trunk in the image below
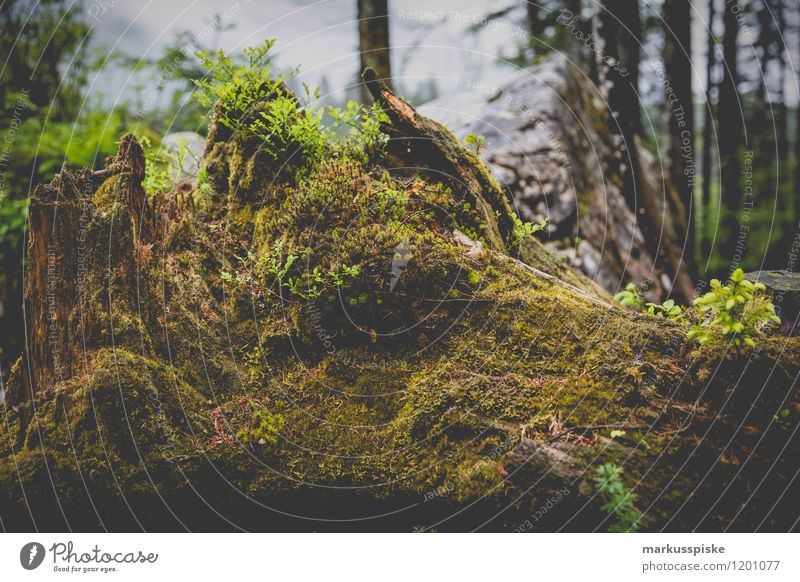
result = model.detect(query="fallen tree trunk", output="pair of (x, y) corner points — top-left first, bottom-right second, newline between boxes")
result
(1, 62), (798, 532)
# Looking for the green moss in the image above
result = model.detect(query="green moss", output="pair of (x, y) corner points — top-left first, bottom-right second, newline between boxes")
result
(4, 60), (799, 531)
(91, 174), (121, 210)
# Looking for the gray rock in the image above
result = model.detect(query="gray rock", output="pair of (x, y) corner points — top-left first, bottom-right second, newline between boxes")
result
(744, 270), (800, 331)
(420, 55), (692, 301)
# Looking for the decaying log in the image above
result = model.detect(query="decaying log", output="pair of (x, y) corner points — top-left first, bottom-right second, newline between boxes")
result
(363, 66), (608, 298)
(1, 62), (799, 533)
(363, 66), (517, 255)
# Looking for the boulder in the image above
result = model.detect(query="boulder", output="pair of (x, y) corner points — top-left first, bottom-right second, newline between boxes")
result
(420, 55), (693, 302)
(745, 270), (800, 332)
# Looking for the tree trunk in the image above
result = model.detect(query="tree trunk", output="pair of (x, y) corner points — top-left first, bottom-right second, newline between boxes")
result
(773, 0), (795, 258)
(595, 0), (642, 140)
(525, 1), (540, 35)
(663, 0), (696, 277)
(0, 248), (23, 389)
(717, 0), (743, 261)
(593, 0), (693, 300)
(357, 0), (392, 102)
(701, 0), (717, 263)
(775, 0), (788, 161)
(796, 1), (800, 223)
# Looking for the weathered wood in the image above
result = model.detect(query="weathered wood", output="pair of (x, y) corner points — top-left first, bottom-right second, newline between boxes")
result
(17, 135), (151, 406)
(363, 65), (609, 298)
(363, 66), (517, 254)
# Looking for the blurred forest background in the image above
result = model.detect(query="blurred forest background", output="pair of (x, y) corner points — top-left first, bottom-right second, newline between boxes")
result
(1, 0), (798, 382)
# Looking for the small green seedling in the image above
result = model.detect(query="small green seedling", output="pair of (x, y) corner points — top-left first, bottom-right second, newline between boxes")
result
(614, 283), (644, 310)
(512, 217), (548, 247)
(646, 299), (686, 324)
(688, 268), (780, 347)
(594, 462), (640, 532)
(464, 132), (486, 154)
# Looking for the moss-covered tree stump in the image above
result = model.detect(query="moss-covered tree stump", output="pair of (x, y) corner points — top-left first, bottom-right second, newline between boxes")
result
(1, 59), (799, 532)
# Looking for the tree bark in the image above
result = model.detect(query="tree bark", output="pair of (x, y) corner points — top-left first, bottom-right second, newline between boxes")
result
(795, 1), (800, 223)
(0, 248), (22, 389)
(18, 135), (152, 406)
(357, 0), (392, 103)
(595, 0), (642, 140)
(775, 0), (788, 161)
(701, 0), (717, 262)
(593, 0), (694, 300)
(663, 0), (696, 277)
(718, 0), (743, 260)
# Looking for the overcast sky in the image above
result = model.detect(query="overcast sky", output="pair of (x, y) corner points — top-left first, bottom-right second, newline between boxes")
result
(85, 0), (800, 111)
(88, 0), (527, 106)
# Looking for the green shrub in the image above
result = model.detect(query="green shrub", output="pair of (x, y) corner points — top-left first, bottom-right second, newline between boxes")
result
(613, 283), (644, 310)
(197, 166), (214, 202)
(136, 135), (173, 194)
(645, 299), (685, 324)
(327, 98), (390, 163)
(194, 40), (283, 133)
(688, 268), (780, 347)
(464, 132), (485, 154)
(511, 217), (548, 247)
(193, 40), (388, 172)
(594, 462), (640, 532)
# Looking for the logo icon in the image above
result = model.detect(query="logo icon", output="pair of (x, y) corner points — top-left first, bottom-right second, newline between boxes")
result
(20, 542), (46, 570)
(389, 238), (412, 292)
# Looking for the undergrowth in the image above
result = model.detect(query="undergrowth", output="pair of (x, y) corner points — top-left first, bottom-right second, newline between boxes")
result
(614, 269), (780, 348)
(688, 269), (780, 347)
(594, 462), (640, 532)
(193, 39), (389, 176)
